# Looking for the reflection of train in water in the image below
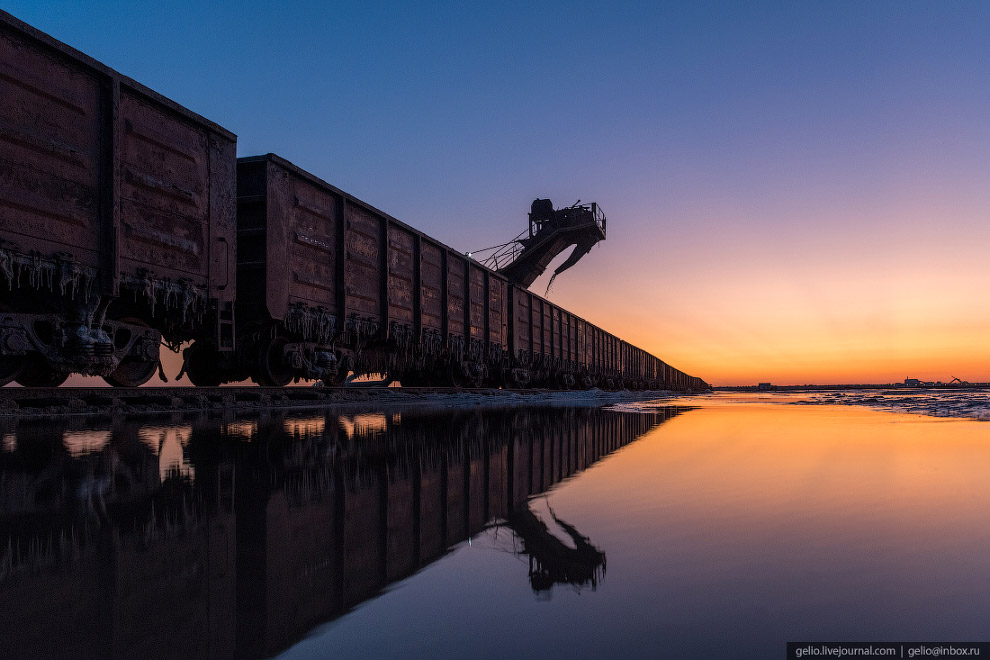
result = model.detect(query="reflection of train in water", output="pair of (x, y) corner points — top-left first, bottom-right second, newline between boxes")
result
(0, 405), (688, 659)
(0, 11), (707, 391)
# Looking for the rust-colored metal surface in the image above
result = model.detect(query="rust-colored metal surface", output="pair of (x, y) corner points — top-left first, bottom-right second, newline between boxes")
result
(386, 223), (416, 333)
(419, 241), (443, 339)
(0, 10), (236, 303)
(468, 263), (485, 345)
(344, 202), (383, 327)
(445, 252), (466, 347)
(0, 23), (104, 272)
(487, 274), (506, 355)
(281, 161), (340, 318)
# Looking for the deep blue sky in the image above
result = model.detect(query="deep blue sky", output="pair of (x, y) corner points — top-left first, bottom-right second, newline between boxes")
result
(8, 2), (990, 382)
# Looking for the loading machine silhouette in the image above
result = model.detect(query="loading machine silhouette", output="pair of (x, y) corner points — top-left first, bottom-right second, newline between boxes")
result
(475, 199), (607, 294)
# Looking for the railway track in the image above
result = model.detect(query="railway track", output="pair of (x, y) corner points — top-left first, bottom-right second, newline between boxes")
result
(0, 385), (634, 417)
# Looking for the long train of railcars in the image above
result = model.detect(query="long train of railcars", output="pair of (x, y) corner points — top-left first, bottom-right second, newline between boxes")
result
(0, 10), (708, 392)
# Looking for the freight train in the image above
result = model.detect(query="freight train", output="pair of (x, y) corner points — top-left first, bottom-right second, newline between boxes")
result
(0, 10), (708, 391)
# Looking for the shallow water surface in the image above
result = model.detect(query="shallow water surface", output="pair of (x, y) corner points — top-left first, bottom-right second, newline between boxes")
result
(1, 395), (989, 659)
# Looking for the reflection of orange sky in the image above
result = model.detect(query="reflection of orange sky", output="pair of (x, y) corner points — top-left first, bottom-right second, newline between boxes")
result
(138, 426), (194, 481)
(554, 405), (990, 563)
(339, 413), (397, 438)
(285, 416), (326, 437)
(62, 430), (110, 456)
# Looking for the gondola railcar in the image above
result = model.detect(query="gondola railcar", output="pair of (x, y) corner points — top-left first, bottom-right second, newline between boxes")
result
(0, 10), (235, 387)
(181, 154), (510, 387)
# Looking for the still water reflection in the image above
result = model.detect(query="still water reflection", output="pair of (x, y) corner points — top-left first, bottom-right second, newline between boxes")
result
(0, 405), (684, 659)
(6, 397), (990, 659)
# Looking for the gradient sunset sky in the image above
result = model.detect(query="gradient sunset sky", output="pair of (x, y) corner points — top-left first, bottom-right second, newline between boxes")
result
(10, 1), (990, 385)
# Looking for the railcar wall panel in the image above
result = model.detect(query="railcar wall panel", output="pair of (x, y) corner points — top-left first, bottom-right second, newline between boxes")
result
(593, 328), (601, 371)
(576, 319), (587, 369)
(281, 166), (338, 316)
(119, 93), (211, 279)
(468, 264), (485, 343)
(446, 253), (466, 344)
(344, 203), (383, 324)
(0, 26), (103, 268)
(386, 224), (416, 328)
(602, 331), (609, 372)
(600, 329), (606, 372)
(531, 296), (543, 356)
(512, 287), (531, 357)
(540, 300), (553, 355)
(260, 162), (290, 319)
(568, 314), (575, 364)
(419, 242), (443, 335)
(1, 13), (237, 308)
(487, 274), (507, 352)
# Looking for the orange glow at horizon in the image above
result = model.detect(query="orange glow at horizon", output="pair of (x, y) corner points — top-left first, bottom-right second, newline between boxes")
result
(532, 192), (990, 386)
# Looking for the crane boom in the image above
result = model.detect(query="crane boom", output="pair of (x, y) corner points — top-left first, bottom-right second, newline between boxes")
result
(481, 199), (606, 290)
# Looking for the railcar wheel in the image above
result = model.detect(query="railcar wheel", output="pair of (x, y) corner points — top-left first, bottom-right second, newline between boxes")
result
(254, 337), (293, 387)
(0, 356), (26, 387)
(184, 343), (223, 387)
(104, 318), (159, 387)
(447, 363), (467, 388)
(104, 358), (158, 387)
(449, 363), (484, 388)
(15, 355), (68, 387)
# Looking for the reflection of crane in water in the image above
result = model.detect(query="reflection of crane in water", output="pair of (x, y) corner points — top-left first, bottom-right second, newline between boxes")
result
(494, 500), (606, 595)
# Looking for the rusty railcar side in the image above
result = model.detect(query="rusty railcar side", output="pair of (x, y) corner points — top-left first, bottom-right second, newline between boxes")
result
(508, 284), (613, 388)
(445, 253), (467, 358)
(0, 10), (236, 386)
(222, 154), (509, 387)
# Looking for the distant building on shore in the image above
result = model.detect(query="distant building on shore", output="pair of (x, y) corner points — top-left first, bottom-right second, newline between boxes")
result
(757, 382), (774, 391)
(904, 378), (921, 387)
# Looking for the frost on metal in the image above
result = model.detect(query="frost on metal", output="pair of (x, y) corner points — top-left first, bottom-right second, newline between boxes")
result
(121, 273), (207, 326)
(467, 338), (486, 363)
(346, 315), (380, 345)
(0, 247), (97, 301)
(284, 303), (337, 344)
(447, 334), (465, 361)
(389, 322), (414, 352)
(421, 328), (444, 357)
